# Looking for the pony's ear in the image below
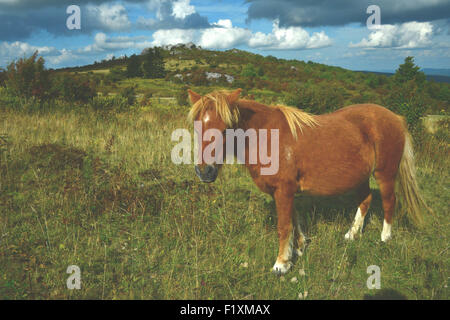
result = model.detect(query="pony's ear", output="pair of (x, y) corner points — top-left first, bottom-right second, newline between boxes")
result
(187, 89), (202, 104)
(226, 88), (242, 105)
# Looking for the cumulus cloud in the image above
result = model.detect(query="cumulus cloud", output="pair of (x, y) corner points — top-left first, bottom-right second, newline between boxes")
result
(0, 0), (208, 40)
(248, 20), (332, 49)
(150, 19), (331, 50)
(150, 19), (250, 49)
(350, 22), (434, 49)
(137, 0), (210, 30)
(199, 20), (252, 49)
(80, 33), (152, 54)
(246, 0), (450, 27)
(85, 3), (132, 32)
(0, 1), (137, 40)
(172, 0), (196, 19)
(0, 40), (71, 66)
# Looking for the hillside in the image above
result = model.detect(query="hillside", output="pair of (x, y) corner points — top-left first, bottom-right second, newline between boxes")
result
(55, 45), (449, 117)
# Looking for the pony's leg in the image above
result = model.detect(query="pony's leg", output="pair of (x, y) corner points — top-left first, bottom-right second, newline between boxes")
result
(272, 187), (295, 275)
(374, 175), (396, 242)
(292, 211), (306, 256)
(345, 182), (372, 240)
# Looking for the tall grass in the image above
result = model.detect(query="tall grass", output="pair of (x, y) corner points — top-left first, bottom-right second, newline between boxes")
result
(0, 106), (448, 299)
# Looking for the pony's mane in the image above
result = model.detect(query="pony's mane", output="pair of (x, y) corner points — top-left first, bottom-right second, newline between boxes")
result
(187, 90), (240, 127)
(274, 104), (318, 139)
(188, 90), (318, 139)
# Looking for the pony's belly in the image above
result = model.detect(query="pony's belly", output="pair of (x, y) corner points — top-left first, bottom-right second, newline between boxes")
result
(297, 165), (372, 196)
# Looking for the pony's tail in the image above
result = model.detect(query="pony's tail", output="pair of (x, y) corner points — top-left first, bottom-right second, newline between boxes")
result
(395, 128), (432, 225)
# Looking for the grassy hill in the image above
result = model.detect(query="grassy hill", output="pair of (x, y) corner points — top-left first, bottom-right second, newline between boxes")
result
(56, 45), (449, 116)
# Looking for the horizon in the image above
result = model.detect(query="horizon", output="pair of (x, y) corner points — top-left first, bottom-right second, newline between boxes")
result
(0, 1), (449, 72)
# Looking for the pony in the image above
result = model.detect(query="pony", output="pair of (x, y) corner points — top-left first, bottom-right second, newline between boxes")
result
(187, 88), (430, 274)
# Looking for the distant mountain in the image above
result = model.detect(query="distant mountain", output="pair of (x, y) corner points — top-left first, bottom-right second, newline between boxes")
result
(422, 68), (450, 77)
(356, 70), (450, 83)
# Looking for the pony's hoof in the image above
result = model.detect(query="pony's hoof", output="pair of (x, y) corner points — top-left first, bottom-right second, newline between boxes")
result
(295, 248), (304, 257)
(344, 231), (354, 240)
(272, 261), (292, 275)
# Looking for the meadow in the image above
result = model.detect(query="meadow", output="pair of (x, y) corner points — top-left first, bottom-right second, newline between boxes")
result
(0, 48), (449, 300)
(0, 102), (448, 300)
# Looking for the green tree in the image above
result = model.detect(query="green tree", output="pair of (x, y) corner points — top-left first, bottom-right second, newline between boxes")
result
(126, 54), (142, 78)
(142, 48), (166, 79)
(393, 56), (426, 84)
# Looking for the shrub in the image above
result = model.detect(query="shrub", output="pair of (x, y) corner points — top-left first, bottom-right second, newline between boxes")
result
(120, 85), (137, 106)
(51, 73), (97, 103)
(383, 80), (429, 128)
(4, 51), (50, 101)
(176, 86), (189, 106)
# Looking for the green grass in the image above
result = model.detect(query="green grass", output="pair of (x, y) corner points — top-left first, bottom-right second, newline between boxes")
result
(0, 106), (448, 300)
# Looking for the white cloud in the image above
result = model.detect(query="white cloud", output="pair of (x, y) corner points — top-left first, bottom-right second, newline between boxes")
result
(150, 20), (252, 49)
(81, 33), (152, 53)
(172, 0), (196, 19)
(199, 20), (252, 49)
(151, 29), (197, 46)
(150, 19), (332, 50)
(46, 48), (78, 66)
(0, 41), (83, 67)
(248, 20), (332, 50)
(0, 41), (59, 66)
(86, 3), (131, 32)
(350, 22), (433, 49)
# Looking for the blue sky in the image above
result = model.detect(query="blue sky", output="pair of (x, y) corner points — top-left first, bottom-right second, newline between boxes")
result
(0, 0), (449, 72)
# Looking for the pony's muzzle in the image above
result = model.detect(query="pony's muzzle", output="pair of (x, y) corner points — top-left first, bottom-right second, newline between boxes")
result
(195, 164), (218, 183)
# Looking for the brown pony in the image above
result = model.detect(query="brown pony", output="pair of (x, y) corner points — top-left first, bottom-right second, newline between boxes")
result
(187, 88), (430, 274)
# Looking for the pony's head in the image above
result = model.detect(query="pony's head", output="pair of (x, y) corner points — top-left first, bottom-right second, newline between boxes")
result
(187, 88), (242, 183)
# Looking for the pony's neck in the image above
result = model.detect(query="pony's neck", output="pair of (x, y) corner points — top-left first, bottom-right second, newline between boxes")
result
(235, 99), (274, 130)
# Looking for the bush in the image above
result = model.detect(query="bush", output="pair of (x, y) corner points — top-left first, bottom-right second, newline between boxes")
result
(51, 73), (97, 103)
(383, 80), (429, 128)
(120, 85), (137, 106)
(107, 67), (126, 82)
(176, 86), (189, 106)
(285, 83), (345, 113)
(4, 51), (50, 101)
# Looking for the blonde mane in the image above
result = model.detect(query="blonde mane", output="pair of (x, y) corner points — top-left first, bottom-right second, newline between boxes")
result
(188, 91), (318, 139)
(274, 104), (318, 139)
(187, 90), (240, 127)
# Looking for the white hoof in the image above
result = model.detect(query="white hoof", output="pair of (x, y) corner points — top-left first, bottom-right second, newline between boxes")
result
(295, 248), (303, 257)
(381, 220), (392, 242)
(272, 261), (292, 275)
(344, 230), (354, 240)
(381, 233), (392, 242)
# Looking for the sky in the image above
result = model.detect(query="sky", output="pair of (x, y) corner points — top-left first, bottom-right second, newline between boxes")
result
(0, 0), (449, 72)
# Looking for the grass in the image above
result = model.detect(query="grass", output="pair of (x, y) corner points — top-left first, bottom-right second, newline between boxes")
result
(0, 106), (448, 300)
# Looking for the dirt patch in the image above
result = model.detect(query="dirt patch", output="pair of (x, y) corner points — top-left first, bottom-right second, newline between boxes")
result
(28, 143), (86, 171)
